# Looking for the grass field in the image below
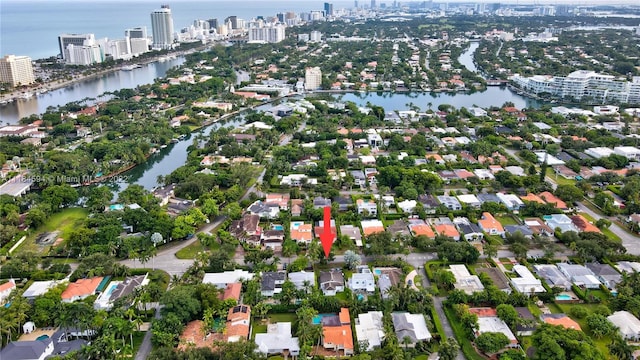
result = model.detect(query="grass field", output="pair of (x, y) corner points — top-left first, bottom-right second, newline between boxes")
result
(497, 216), (519, 226)
(16, 208), (88, 254)
(175, 240), (221, 259)
(546, 168), (576, 186)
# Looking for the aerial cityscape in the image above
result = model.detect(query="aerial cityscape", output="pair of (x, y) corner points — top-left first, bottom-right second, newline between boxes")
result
(2, 1), (640, 360)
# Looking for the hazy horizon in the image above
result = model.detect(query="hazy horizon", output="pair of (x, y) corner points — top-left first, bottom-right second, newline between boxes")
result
(3, 0), (640, 4)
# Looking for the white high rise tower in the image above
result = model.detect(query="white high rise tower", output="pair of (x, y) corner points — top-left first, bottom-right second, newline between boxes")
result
(151, 5), (174, 49)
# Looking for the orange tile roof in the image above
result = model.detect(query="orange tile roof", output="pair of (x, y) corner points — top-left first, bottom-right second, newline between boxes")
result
(520, 193), (545, 204)
(221, 283), (242, 301)
(543, 316), (582, 331)
(225, 305), (251, 341)
(339, 308), (350, 324)
(291, 223), (313, 242)
(362, 225), (385, 237)
(538, 191), (567, 210)
(178, 320), (221, 350)
(323, 308), (354, 352)
(434, 224), (460, 239)
(426, 153), (443, 161)
(478, 212), (505, 233)
(468, 307), (498, 317)
(570, 215), (602, 234)
(61, 277), (103, 300)
(0, 281), (15, 293)
(410, 224), (435, 238)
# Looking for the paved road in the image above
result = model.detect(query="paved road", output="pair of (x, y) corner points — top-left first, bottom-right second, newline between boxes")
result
(576, 202), (640, 255)
(135, 307), (161, 360)
(119, 215), (228, 276)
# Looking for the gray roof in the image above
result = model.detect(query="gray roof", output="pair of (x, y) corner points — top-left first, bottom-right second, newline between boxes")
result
(378, 274), (392, 299)
(504, 225), (534, 237)
(585, 263), (621, 278)
(457, 222), (482, 235)
(109, 274), (147, 302)
(386, 220), (410, 236)
(477, 193), (501, 204)
(417, 194), (439, 207)
(261, 272), (286, 291)
(319, 270), (344, 290)
(1, 339), (52, 360)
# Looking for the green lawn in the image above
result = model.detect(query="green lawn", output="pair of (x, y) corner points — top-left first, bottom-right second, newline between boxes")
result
(497, 216), (519, 226)
(552, 303), (613, 357)
(175, 240), (221, 259)
(251, 313), (297, 340)
(17, 207), (88, 254)
(443, 307), (486, 360)
(546, 168), (576, 186)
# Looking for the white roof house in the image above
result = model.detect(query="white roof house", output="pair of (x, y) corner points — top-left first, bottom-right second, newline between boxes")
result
(545, 214), (578, 233)
(616, 261), (640, 274)
(348, 266), (376, 293)
(473, 169), (495, 180)
(457, 194), (481, 208)
(355, 311), (385, 351)
(255, 322), (300, 356)
(585, 147), (615, 159)
(535, 151), (564, 165)
(397, 200), (417, 213)
(608, 311), (640, 341)
(614, 146), (640, 161)
(556, 263), (601, 289)
(477, 317), (518, 347)
(203, 270), (254, 288)
(22, 280), (64, 300)
(510, 265), (545, 295)
(391, 312), (431, 346)
(288, 271), (316, 291)
(449, 264), (484, 295)
(496, 193), (524, 210)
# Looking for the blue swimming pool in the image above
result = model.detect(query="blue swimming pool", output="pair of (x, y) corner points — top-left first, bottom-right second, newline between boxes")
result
(272, 224), (284, 231)
(36, 335), (49, 341)
(105, 283), (118, 297)
(556, 294), (573, 301)
(312, 313), (335, 325)
(373, 269), (382, 275)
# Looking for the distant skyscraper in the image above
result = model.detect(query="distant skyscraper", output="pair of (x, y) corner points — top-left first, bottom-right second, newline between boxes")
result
(58, 33), (95, 60)
(355, 0), (359, 8)
(225, 16), (239, 29)
(324, 2), (334, 16)
(371, 0), (376, 9)
(150, 5), (174, 49)
(0, 55), (35, 87)
(310, 31), (322, 42)
(207, 18), (219, 29)
(248, 22), (286, 43)
(305, 67), (322, 90)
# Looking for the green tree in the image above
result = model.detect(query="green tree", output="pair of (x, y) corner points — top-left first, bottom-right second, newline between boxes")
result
(476, 332), (510, 354)
(438, 338), (460, 360)
(496, 304), (519, 328)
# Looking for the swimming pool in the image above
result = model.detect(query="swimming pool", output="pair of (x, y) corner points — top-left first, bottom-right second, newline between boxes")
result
(272, 224), (284, 231)
(556, 294), (573, 301)
(373, 269), (382, 275)
(105, 283), (118, 297)
(312, 313), (335, 325)
(36, 334), (50, 341)
(291, 221), (304, 230)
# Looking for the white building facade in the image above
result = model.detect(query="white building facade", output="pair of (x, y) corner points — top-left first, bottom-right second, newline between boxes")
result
(151, 6), (175, 49)
(0, 55), (35, 87)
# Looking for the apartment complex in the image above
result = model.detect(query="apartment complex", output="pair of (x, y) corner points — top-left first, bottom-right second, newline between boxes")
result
(0, 55), (35, 87)
(248, 22), (286, 43)
(305, 67), (322, 91)
(512, 70), (640, 104)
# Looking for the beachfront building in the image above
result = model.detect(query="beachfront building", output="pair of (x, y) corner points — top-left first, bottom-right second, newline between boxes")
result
(151, 5), (175, 49)
(511, 70), (640, 104)
(248, 21), (286, 43)
(0, 55), (35, 87)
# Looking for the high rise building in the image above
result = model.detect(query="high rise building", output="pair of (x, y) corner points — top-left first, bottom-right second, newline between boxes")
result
(324, 2), (334, 16)
(125, 27), (147, 39)
(0, 55), (35, 87)
(58, 33), (95, 60)
(248, 22), (286, 43)
(225, 16), (239, 29)
(305, 67), (322, 91)
(276, 12), (285, 23)
(310, 31), (322, 42)
(354, 0), (359, 8)
(371, 0), (376, 9)
(207, 19), (219, 30)
(65, 43), (103, 65)
(151, 5), (174, 49)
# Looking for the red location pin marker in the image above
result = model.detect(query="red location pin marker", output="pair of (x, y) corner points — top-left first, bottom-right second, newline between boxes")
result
(319, 205), (335, 258)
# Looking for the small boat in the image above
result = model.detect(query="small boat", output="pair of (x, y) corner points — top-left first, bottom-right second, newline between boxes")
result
(17, 92), (33, 100)
(170, 138), (179, 143)
(160, 144), (168, 149)
(121, 64), (141, 71)
(178, 134), (187, 140)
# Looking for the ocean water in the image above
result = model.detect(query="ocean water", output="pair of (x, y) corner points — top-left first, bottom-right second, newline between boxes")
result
(1, 0), (353, 60)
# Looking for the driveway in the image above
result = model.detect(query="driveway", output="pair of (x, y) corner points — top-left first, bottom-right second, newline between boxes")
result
(576, 202), (640, 255)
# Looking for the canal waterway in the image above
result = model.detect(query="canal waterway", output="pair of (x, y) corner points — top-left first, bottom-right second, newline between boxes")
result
(4, 41), (542, 193)
(0, 57), (185, 125)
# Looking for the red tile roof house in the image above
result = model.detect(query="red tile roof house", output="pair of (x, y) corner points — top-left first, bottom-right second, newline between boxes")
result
(0, 279), (16, 304)
(61, 277), (104, 303)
